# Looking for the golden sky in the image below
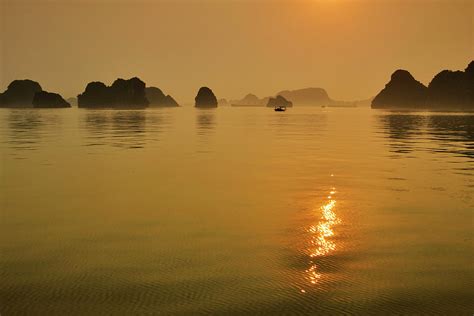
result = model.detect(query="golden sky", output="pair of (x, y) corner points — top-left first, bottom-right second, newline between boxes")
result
(1, 0), (472, 103)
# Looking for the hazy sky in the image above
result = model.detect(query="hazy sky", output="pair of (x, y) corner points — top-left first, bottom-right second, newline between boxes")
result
(1, 0), (472, 103)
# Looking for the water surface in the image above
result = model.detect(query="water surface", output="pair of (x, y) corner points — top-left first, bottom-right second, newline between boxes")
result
(1, 107), (473, 314)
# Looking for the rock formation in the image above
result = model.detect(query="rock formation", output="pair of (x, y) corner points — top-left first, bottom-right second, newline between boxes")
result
(372, 61), (473, 109)
(229, 88), (330, 107)
(110, 78), (148, 107)
(427, 61), (474, 108)
(466, 61), (474, 105)
(67, 97), (78, 106)
(33, 91), (70, 108)
(77, 81), (111, 107)
(163, 95), (179, 107)
(371, 70), (428, 109)
(267, 95), (293, 107)
(145, 87), (179, 107)
(78, 77), (149, 108)
(231, 93), (266, 106)
(277, 88), (330, 106)
(195, 87), (218, 107)
(218, 98), (229, 106)
(0, 80), (43, 107)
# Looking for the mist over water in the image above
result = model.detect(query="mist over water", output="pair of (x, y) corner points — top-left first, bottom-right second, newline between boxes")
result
(1, 107), (473, 314)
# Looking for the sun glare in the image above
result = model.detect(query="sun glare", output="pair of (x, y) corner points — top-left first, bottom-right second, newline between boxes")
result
(302, 189), (341, 290)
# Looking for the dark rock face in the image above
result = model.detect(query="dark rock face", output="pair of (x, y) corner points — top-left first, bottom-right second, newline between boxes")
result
(427, 61), (474, 108)
(78, 77), (149, 108)
(110, 78), (148, 107)
(33, 91), (70, 108)
(0, 80), (43, 107)
(77, 81), (110, 106)
(267, 95), (293, 107)
(466, 61), (474, 105)
(372, 61), (474, 109)
(277, 88), (330, 106)
(195, 87), (217, 107)
(372, 70), (428, 108)
(145, 87), (179, 107)
(427, 70), (467, 107)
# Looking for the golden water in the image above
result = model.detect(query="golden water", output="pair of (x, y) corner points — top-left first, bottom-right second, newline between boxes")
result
(1, 107), (473, 314)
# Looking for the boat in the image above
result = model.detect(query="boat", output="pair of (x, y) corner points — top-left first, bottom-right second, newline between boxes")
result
(274, 106), (286, 112)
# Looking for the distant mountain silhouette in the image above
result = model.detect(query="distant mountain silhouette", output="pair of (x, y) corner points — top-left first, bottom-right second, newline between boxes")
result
(229, 88), (369, 107)
(267, 95), (293, 107)
(67, 97), (78, 106)
(218, 98), (229, 106)
(33, 91), (70, 108)
(78, 77), (149, 108)
(277, 88), (330, 106)
(195, 87), (217, 107)
(231, 93), (267, 106)
(0, 80), (43, 107)
(372, 61), (473, 109)
(145, 87), (179, 107)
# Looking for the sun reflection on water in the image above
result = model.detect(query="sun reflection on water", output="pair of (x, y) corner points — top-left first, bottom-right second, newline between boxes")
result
(303, 188), (341, 289)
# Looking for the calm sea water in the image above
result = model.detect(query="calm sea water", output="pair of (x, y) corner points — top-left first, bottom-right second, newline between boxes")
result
(1, 106), (473, 314)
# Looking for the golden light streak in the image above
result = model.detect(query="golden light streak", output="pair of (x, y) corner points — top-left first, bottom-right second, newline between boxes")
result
(301, 188), (341, 291)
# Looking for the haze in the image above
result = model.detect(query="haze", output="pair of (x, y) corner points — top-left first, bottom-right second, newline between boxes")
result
(1, 0), (472, 103)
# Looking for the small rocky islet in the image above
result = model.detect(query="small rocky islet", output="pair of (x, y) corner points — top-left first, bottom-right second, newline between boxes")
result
(195, 87), (218, 107)
(0, 79), (70, 108)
